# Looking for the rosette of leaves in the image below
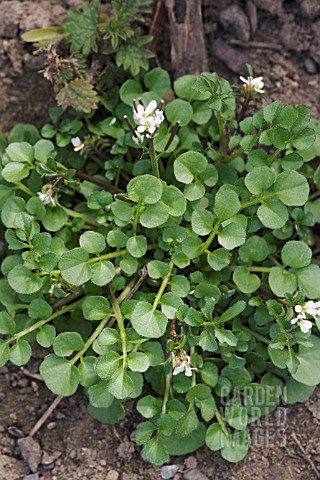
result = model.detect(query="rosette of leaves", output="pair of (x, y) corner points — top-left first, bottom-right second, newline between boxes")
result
(0, 70), (320, 467)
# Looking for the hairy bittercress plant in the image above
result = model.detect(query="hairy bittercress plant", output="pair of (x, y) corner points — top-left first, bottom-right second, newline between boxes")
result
(1, 67), (320, 466)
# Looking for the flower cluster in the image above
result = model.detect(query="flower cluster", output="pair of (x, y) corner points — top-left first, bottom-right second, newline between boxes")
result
(71, 137), (84, 152)
(291, 300), (320, 333)
(172, 350), (197, 377)
(240, 75), (265, 94)
(132, 99), (165, 143)
(37, 185), (56, 207)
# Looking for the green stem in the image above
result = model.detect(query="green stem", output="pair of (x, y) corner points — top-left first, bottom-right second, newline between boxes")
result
(16, 182), (34, 196)
(216, 111), (227, 157)
(240, 193), (274, 210)
(223, 148), (244, 163)
(109, 288), (127, 367)
(268, 148), (282, 166)
(199, 222), (220, 254)
(161, 370), (172, 414)
(132, 200), (142, 236)
(308, 191), (320, 201)
(61, 206), (100, 227)
(153, 260), (174, 310)
(214, 404), (229, 437)
(229, 266), (272, 273)
(87, 249), (127, 264)
(242, 325), (270, 344)
(149, 137), (160, 179)
(10, 299), (83, 342)
(190, 346), (196, 387)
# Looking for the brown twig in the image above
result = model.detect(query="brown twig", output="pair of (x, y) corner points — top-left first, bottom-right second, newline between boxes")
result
(52, 291), (83, 312)
(147, 0), (166, 52)
(29, 396), (63, 438)
(20, 368), (43, 381)
(74, 171), (123, 193)
(291, 432), (320, 479)
(228, 39), (282, 51)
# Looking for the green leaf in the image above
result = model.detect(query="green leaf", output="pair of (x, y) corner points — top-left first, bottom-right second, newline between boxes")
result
(128, 352), (150, 372)
(119, 79), (143, 105)
(147, 261), (170, 279)
(59, 248), (91, 286)
(56, 79), (98, 113)
(107, 367), (135, 399)
(82, 296), (110, 320)
(207, 248), (231, 271)
(186, 385), (211, 402)
(36, 325), (56, 348)
(296, 264), (320, 299)
(161, 423), (206, 454)
(160, 292), (183, 319)
(137, 395), (162, 418)
(91, 261), (116, 286)
(42, 206), (68, 232)
(245, 167), (275, 195)
(219, 301), (246, 322)
(215, 328), (238, 347)
(199, 329), (218, 352)
(88, 380), (114, 408)
(225, 403), (248, 430)
(192, 101), (212, 125)
(175, 74), (210, 100)
(115, 34), (153, 76)
(239, 236), (269, 263)
(144, 68), (171, 97)
(233, 267), (261, 294)
(200, 362), (218, 387)
(140, 341), (165, 366)
(0, 312), (16, 335)
(281, 241), (312, 268)
(291, 128), (316, 150)
(131, 302), (168, 338)
(292, 336), (320, 386)
(221, 366), (251, 389)
(174, 151), (208, 184)
(263, 101), (283, 124)
(175, 410), (199, 437)
(257, 199), (288, 229)
(215, 185), (241, 222)
(78, 356), (99, 388)
(140, 202), (169, 228)
(5, 142), (34, 163)
(191, 208), (213, 236)
(126, 236), (147, 258)
(2, 162), (29, 183)
(95, 352), (120, 380)
(161, 185), (186, 217)
(135, 422), (157, 445)
(1, 197), (28, 229)
(97, 327), (119, 346)
(63, 0), (99, 56)
(218, 223), (246, 250)
(268, 267), (297, 297)
(221, 431), (250, 462)
(127, 174), (163, 204)
(87, 399), (125, 424)
(21, 26), (62, 43)
(40, 354), (80, 396)
(284, 378), (315, 404)
(0, 341), (10, 368)
(8, 265), (44, 294)
(9, 340), (32, 366)
(79, 231), (106, 253)
(53, 332), (85, 357)
(206, 423), (226, 451)
(274, 171), (309, 206)
(165, 99), (193, 127)
(142, 437), (169, 465)
(28, 298), (52, 319)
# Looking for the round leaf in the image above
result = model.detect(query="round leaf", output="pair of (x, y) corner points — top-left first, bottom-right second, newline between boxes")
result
(40, 354), (80, 396)
(174, 152), (207, 184)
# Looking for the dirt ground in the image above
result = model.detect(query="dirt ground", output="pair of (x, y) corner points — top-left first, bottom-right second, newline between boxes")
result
(0, 0), (320, 479)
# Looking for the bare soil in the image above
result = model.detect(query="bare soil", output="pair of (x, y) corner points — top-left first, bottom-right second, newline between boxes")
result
(0, 1), (320, 479)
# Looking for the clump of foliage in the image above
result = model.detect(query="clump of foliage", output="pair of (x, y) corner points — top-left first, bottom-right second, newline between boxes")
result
(2, 27), (320, 464)
(22, 0), (153, 112)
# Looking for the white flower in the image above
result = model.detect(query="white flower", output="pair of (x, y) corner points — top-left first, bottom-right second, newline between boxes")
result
(109, 117), (116, 126)
(239, 76), (265, 94)
(71, 137), (84, 152)
(291, 314), (313, 334)
(133, 100), (164, 136)
(295, 301), (320, 320)
(37, 191), (56, 207)
(133, 131), (144, 145)
(172, 352), (197, 377)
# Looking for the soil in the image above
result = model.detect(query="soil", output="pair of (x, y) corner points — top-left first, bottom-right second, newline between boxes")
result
(1, 1), (320, 479)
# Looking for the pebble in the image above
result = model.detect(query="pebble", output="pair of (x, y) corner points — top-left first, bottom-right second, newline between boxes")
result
(183, 469), (209, 480)
(161, 465), (179, 479)
(8, 426), (24, 439)
(47, 422), (57, 430)
(106, 470), (119, 480)
(69, 449), (77, 459)
(17, 436), (42, 473)
(23, 475), (39, 480)
(219, 5), (250, 42)
(304, 57), (317, 75)
(100, 459), (107, 466)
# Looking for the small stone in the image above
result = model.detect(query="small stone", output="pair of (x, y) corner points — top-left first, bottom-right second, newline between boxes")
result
(100, 459), (107, 466)
(69, 449), (77, 459)
(47, 422), (57, 430)
(17, 436), (42, 473)
(304, 58), (317, 75)
(184, 456), (198, 469)
(161, 465), (179, 479)
(220, 5), (250, 42)
(106, 470), (119, 480)
(0, 366), (9, 374)
(183, 470), (209, 480)
(42, 451), (60, 466)
(8, 426), (24, 439)
(23, 474), (39, 480)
